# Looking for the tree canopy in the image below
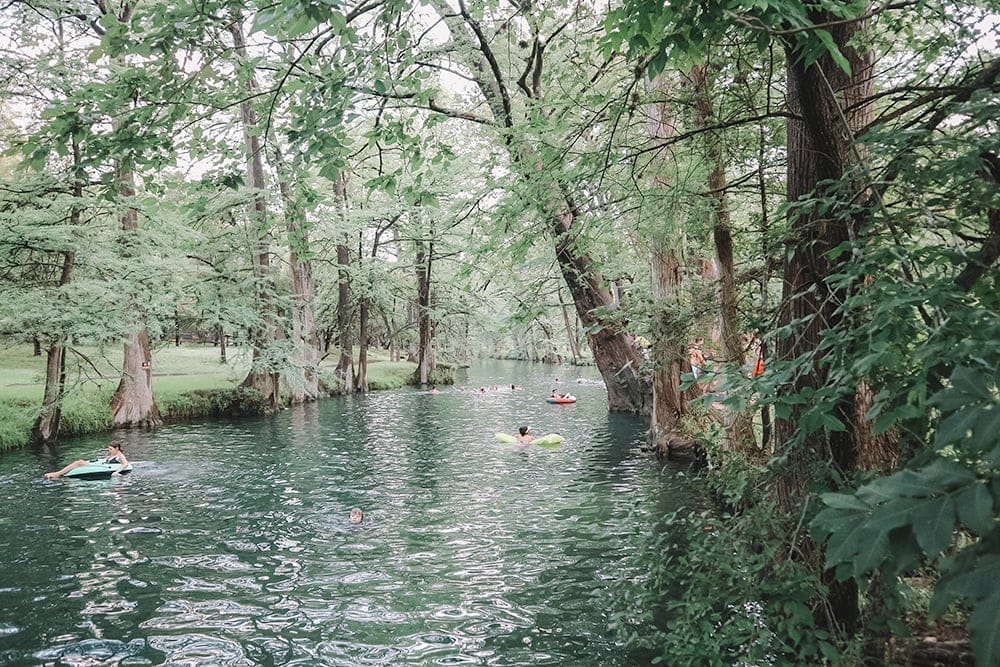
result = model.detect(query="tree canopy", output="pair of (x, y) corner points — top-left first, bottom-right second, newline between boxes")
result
(1, 0), (998, 662)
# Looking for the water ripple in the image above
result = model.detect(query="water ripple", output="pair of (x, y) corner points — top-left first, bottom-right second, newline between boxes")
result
(1, 361), (694, 666)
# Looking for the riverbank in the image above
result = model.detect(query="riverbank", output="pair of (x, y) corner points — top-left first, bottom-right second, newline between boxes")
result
(0, 343), (418, 450)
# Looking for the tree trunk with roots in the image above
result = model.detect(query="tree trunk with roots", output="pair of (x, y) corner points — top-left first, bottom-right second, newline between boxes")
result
(772, 6), (878, 635)
(231, 16), (281, 413)
(111, 329), (162, 427)
(644, 73), (687, 446)
(649, 240), (687, 454)
(551, 206), (649, 411)
(35, 339), (68, 443)
(110, 141), (161, 428)
(273, 143), (320, 404)
(428, 0), (650, 413)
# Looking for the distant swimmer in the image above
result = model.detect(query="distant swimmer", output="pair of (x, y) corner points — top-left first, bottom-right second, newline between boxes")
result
(516, 426), (535, 443)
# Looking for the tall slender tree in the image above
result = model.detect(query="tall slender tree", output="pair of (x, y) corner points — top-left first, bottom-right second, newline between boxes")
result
(271, 141), (321, 404)
(689, 63), (757, 454)
(228, 12), (281, 412)
(643, 73), (689, 452)
(421, 0), (650, 412)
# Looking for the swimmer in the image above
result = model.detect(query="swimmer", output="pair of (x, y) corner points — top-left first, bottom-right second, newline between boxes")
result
(44, 441), (128, 479)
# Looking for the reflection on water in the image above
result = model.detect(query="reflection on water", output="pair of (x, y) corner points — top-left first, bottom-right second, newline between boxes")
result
(0, 361), (694, 666)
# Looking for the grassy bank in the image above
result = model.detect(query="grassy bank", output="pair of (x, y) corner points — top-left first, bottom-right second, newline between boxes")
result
(0, 343), (418, 450)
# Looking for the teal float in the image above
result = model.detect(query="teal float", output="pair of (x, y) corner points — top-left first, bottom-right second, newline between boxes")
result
(64, 460), (134, 480)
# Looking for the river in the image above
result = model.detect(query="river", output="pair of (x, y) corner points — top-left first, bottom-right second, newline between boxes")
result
(0, 360), (694, 666)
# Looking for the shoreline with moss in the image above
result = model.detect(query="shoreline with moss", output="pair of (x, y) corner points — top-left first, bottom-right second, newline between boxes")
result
(0, 343), (426, 451)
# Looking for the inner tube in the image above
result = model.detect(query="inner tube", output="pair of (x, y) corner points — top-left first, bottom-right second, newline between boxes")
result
(545, 395), (577, 404)
(494, 433), (564, 448)
(64, 460), (134, 480)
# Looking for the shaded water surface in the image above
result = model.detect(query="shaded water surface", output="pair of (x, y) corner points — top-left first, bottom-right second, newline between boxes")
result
(0, 361), (692, 666)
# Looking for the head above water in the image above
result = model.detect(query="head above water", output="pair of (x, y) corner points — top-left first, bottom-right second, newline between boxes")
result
(108, 441), (123, 452)
(349, 508), (364, 524)
(518, 426), (531, 436)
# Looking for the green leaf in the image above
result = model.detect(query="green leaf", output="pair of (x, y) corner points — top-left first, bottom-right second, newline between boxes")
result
(952, 365), (994, 401)
(823, 518), (866, 566)
(971, 404), (1000, 445)
(956, 483), (995, 536)
(820, 492), (868, 511)
(969, 590), (1000, 667)
(940, 555), (1000, 604)
(936, 408), (979, 448)
(811, 29), (852, 74)
(932, 366), (995, 411)
(865, 469), (938, 499)
(818, 640), (840, 662)
(867, 498), (913, 533)
(910, 495), (956, 557)
(922, 459), (976, 489)
(853, 526), (890, 575)
(886, 527), (923, 575)
(824, 518), (888, 575)
(820, 412), (846, 431)
(813, 507), (864, 541)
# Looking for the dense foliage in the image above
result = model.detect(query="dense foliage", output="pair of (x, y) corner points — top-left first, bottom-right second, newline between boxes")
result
(1, 0), (998, 662)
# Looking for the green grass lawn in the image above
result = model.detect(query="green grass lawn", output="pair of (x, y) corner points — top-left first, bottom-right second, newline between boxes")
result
(0, 341), (418, 449)
(0, 342), (247, 402)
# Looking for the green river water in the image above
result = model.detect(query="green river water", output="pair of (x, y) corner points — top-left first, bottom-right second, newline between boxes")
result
(0, 361), (695, 666)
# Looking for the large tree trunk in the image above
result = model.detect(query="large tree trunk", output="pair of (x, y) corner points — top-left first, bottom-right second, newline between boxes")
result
(690, 64), (757, 455)
(755, 127), (774, 452)
(644, 73), (686, 442)
(649, 240), (687, 453)
(772, 6), (877, 634)
(774, 11), (874, 507)
(111, 329), (162, 427)
(548, 196), (649, 412)
(110, 140), (161, 428)
(272, 143), (320, 404)
(230, 16), (281, 412)
(428, 0), (649, 413)
(35, 339), (67, 443)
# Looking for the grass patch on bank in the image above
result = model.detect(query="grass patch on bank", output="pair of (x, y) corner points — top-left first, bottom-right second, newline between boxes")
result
(0, 342), (416, 450)
(364, 361), (422, 389)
